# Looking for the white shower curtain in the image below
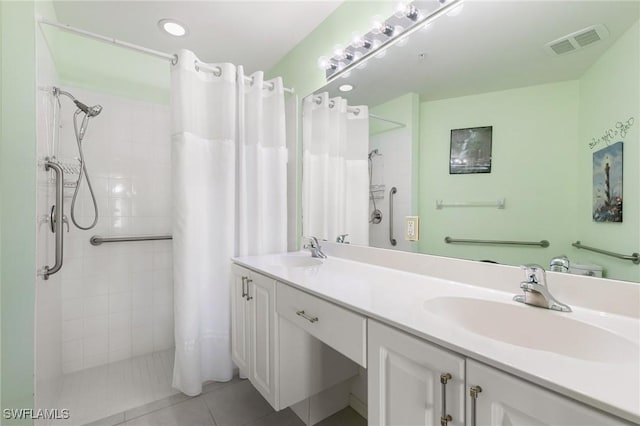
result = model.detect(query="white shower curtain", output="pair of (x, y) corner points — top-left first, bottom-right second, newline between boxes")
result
(237, 68), (288, 256)
(302, 93), (369, 245)
(171, 50), (288, 395)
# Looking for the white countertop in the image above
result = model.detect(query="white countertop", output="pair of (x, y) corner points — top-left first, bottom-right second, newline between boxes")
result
(233, 250), (640, 423)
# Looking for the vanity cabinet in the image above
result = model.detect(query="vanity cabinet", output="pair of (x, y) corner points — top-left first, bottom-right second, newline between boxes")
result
(369, 319), (631, 426)
(231, 265), (360, 413)
(231, 264), (278, 407)
(368, 320), (466, 426)
(466, 360), (632, 426)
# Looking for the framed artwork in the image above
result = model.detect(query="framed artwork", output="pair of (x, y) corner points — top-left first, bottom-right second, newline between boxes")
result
(593, 141), (623, 222)
(449, 126), (493, 174)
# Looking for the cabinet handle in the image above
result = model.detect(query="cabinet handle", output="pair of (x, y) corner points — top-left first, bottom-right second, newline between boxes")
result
(245, 278), (253, 301)
(296, 310), (318, 323)
(241, 276), (248, 299)
(469, 385), (482, 426)
(440, 373), (453, 426)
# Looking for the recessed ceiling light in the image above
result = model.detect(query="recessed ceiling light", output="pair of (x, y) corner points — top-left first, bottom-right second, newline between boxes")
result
(339, 84), (354, 92)
(158, 19), (187, 37)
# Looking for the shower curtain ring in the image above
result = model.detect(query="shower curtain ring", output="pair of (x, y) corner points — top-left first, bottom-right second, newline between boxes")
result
(171, 54), (179, 66)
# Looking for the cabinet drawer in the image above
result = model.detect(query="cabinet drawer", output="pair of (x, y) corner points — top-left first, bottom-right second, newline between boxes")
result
(277, 282), (366, 367)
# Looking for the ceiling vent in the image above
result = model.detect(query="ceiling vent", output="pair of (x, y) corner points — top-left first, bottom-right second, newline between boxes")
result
(545, 24), (609, 56)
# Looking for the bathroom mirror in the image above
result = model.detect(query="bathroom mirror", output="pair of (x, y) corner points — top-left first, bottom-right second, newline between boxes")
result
(303, 0), (640, 282)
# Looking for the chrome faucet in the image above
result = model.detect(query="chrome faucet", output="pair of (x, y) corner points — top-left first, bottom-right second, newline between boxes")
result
(303, 236), (327, 259)
(549, 255), (570, 272)
(336, 234), (349, 244)
(513, 264), (571, 312)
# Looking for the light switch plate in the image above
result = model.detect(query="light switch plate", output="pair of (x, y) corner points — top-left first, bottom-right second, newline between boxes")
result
(405, 216), (419, 241)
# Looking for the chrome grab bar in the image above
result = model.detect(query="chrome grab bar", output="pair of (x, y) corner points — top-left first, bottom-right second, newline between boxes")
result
(440, 373), (453, 426)
(572, 241), (640, 264)
(389, 187), (397, 246)
(445, 237), (549, 248)
(469, 385), (482, 426)
(43, 159), (64, 280)
(90, 234), (172, 246)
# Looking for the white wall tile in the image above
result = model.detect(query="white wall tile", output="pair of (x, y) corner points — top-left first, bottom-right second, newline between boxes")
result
(83, 315), (108, 337)
(62, 278), (84, 300)
(83, 334), (108, 357)
(63, 339), (83, 363)
(84, 295), (109, 317)
(62, 298), (83, 321)
(109, 291), (132, 314)
(54, 87), (173, 374)
(62, 319), (83, 342)
(131, 327), (153, 356)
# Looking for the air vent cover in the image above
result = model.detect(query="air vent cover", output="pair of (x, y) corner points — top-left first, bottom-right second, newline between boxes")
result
(545, 24), (609, 56)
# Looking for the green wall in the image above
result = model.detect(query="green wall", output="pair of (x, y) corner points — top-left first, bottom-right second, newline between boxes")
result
(1, 1), (37, 423)
(418, 81), (580, 267)
(574, 21), (640, 282)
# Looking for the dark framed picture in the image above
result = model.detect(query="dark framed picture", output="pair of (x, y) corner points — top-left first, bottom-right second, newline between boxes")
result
(449, 126), (493, 174)
(593, 141), (623, 222)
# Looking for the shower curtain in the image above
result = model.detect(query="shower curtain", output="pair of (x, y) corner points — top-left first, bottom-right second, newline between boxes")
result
(302, 93), (369, 245)
(171, 50), (288, 396)
(237, 68), (288, 256)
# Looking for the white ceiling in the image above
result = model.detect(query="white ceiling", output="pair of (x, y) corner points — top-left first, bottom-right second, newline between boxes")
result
(322, 1), (640, 106)
(52, 0), (344, 73)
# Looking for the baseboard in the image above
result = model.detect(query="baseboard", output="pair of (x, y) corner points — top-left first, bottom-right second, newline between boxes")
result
(349, 393), (367, 420)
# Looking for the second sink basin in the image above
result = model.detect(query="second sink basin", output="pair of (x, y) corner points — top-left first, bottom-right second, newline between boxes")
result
(423, 296), (638, 363)
(269, 254), (323, 268)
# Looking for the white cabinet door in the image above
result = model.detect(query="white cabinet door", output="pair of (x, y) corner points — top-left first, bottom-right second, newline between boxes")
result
(231, 265), (250, 375)
(369, 320), (465, 426)
(466, 359), (632, 426)
(248, 273), (278, 408)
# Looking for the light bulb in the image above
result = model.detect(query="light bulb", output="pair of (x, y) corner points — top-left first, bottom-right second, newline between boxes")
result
(370, 15), (394, 37)
(394, 2), (420, 21)
(351, 32), (372, 49)
(333, 44), (345, 58)
(317, 56), (336, 71)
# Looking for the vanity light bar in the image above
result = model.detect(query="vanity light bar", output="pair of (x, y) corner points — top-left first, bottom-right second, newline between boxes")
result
(319, 0), (464, 82)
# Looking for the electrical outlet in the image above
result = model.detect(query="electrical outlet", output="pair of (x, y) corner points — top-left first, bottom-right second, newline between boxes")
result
(405, 216), (419, 241)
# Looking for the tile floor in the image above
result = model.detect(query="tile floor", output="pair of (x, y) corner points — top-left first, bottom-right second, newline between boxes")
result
(52, 349), (178, 426)
(85, 379), (367, 426)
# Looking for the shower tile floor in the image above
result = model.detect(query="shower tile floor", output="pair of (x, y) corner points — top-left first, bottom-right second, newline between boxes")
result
(51, 349), (178, 426)
(50, 348), (365, 426)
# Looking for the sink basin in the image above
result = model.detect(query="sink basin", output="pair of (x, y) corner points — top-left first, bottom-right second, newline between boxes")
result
(269, 255), (323, 268)
(423, 297), (638, 363)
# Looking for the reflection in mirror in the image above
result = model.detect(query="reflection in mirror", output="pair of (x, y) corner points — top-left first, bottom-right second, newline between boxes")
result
(303, 1), (640, 282)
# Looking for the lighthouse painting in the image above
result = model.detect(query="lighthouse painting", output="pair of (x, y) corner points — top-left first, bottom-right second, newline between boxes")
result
(593, 141), (623, 222)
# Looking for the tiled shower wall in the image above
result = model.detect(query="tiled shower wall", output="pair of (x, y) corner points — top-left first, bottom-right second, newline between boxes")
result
(53, 87), (173, 373)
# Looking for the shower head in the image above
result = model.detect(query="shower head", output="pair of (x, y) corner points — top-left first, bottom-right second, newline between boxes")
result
(74, 100), (103, 117)
(368, 149), (380, 159)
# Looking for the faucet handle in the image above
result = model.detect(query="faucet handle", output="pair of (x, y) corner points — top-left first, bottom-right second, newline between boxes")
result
(520, 264), (546, 285)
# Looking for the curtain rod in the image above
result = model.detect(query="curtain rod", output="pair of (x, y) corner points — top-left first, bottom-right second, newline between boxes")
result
(313, 96), (406, 127)
(39, 18), (295, 94)
(39, 18), (178, 63)
(194, 60), (294, 94)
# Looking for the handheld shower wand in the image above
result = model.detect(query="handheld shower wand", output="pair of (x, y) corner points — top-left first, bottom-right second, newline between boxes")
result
(53, 87), (103, 230)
